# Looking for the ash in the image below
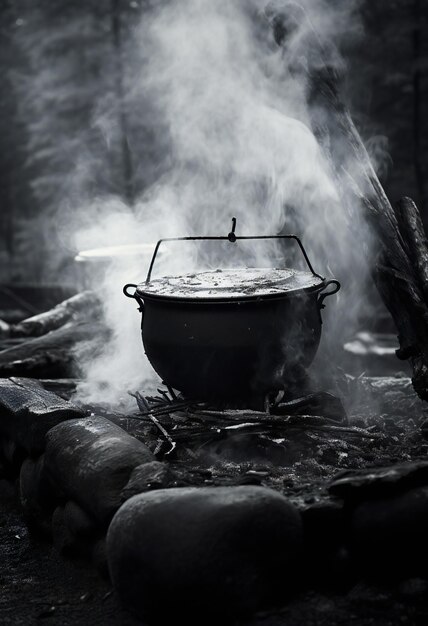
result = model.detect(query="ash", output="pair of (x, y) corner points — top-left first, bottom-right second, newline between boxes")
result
(80, 373), (428, 507)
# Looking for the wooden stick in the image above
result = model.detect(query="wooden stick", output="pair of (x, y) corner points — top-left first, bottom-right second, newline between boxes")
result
(395, 196), (428, 304)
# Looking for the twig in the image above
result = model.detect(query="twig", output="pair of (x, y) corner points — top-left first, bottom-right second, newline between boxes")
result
(158, 388), (173, 404)
(132, 391), (176, 455)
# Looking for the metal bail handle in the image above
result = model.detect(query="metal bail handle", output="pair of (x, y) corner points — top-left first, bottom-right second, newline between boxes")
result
(144, 217), (324, 284)
(123, 283), (145, 311)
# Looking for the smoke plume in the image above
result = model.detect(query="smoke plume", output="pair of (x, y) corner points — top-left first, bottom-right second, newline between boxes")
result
(73, 0), (374, 406)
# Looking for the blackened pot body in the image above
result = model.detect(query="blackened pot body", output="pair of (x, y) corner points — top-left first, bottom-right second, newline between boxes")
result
(139, 288), (324, 402)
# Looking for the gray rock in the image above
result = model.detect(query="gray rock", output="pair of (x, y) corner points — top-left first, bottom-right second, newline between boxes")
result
(1, 436), (25, 473)
(52, 505), (74, 554)
(0, 377), (84, 455)
(329, 460), (428, 501)
(64, 500), (97, 538)
(107, 486), (303, 623)
(301, 499), (350, 586)
(92, 537), (108, 579)
(45, 416), (154, 524)
(121, 461), (173, 502)
(351, 486), (428, 577)
(19, 455), (56, 534)
(52, 505), (91, 557)
(52, 500), (100, 559)
(302, 499), (345, 540)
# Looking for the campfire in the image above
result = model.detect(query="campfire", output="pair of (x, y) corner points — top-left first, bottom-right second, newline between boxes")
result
(1, 1), (428, 624)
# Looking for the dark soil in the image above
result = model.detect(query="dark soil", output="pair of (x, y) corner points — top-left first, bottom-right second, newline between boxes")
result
(0, 479), (139, 626)
(2, 475), (428, 626)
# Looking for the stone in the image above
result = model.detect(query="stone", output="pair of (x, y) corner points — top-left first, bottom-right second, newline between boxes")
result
(301, 499), (351, 587)
(1, 436), (26, 474)
(329, 460), (428, 502)
(121, 461), (173, 502)
(92, 538), (109, 579)
(52, 505), (90, 557)
(350, 486), (428, 577)
(19, 455), (56, 535)
(51, 501), (100, 558)
(107, 486), (303, 624)
(45, 416), (154, 525)
(0, 377), (85, 455)
(302, 499), (345, 545)
(64, 500), (97, 538)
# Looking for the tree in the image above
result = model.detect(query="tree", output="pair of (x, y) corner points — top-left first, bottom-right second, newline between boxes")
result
(8, 0), (149, 280)
(0, 0), (33, 281)
(351, 0), (428, 215)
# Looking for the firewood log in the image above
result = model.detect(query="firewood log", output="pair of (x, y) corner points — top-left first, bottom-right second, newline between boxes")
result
(0, 320), (109, 378)
(394, 197), (428, 307)
(0, 377), (85, 455)
(11, 291), (102, 338)
(269, 2), (428, 399)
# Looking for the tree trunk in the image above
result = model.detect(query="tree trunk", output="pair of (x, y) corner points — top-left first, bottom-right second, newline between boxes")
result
(111, 0), (134, 206)
(413, 0), (426, 210)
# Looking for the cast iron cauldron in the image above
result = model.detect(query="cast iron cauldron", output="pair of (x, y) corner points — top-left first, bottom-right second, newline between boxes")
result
(124, 219), (340, 402)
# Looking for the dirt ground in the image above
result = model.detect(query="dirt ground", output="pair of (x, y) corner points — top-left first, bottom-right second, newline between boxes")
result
(2, 477), (428, 626)
(0, 479), (140, 626)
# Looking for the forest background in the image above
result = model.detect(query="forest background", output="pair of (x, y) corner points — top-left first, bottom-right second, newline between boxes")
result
(0, 0), (427, 284)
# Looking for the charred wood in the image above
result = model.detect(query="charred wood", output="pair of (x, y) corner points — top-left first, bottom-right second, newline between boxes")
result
(395, 197), (428, 302)
(0, 377), (84, 455)
(275, 391), (346, 422)
(11, 291), (102, 338)
(38, 379), (79, 400)
(0, 320), (109, 378)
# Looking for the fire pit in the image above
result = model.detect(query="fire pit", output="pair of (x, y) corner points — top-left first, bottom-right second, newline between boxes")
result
(124, 219), (340, 404)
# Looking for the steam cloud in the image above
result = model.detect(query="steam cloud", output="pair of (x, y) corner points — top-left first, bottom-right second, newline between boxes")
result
(73, 0), (375, 407)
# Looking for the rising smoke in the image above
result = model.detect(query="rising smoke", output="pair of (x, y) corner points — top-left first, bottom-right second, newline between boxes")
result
(73, 0), (376, 407)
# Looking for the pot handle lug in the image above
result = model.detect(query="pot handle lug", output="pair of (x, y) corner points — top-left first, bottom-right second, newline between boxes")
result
(123, 283), (145, 311)
(318, 279), (341, 311)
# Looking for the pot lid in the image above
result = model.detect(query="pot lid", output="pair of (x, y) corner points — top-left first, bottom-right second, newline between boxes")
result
(137, 268), (324, 300)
